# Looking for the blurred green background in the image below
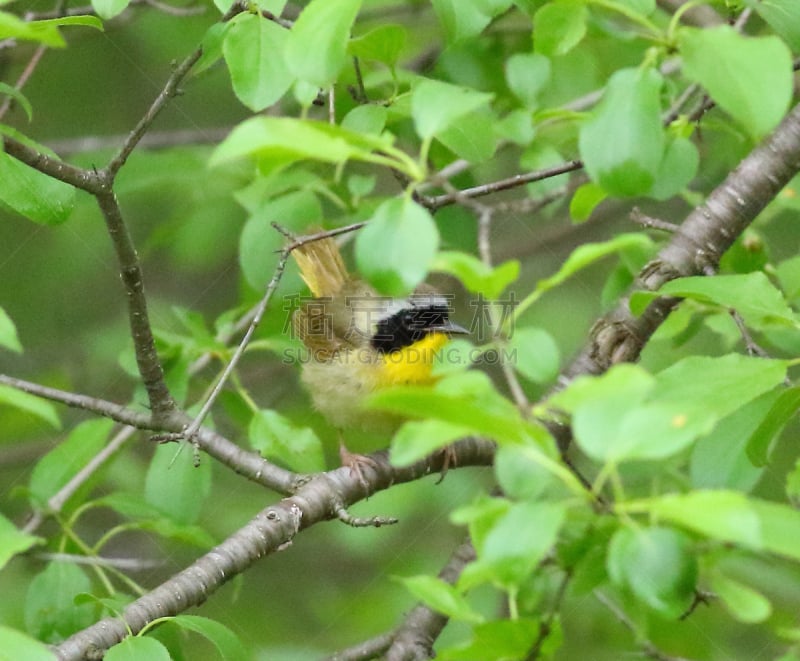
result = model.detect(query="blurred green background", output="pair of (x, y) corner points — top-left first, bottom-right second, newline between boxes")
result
(1, 1), (800, 659)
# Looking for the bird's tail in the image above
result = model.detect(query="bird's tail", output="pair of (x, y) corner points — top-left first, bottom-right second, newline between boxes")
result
(292, 234), (348, 297)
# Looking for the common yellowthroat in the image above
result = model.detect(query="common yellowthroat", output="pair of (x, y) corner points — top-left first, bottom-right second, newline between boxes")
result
(291, 234), (467, 475)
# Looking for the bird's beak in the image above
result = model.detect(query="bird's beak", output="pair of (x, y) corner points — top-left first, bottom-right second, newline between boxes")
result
(433, 320), (470, 335)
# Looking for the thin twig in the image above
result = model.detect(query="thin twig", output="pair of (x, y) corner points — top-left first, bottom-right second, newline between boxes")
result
(0, 43), (47, 119)
(34, 552), (165, 571)
(22, 426), (136, 534)
(105, 52), (202, 178)
(47, 127), (234, 155)
(662, 82), (701, 126)
(655, 0), (722, 27)
(141, 0), (206, 16)
(104, 0), (245, 178)
(352, 56), (368, 104)
(679, 589), (716, 620)
(729, 309), (770, 358)
(181, 250), (290, 443)
(594, 591), (696, 661)
(425, 160), (583, 210)
(630, 207), (680, 233)
(524, 570), (572, 661)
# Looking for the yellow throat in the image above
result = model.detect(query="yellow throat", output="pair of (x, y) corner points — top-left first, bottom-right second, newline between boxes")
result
(378, 331), (451, 386)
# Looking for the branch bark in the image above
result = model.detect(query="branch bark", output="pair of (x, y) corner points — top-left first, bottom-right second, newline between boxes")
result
(53, 439), (495, 660)
(563, 101), (800, 382)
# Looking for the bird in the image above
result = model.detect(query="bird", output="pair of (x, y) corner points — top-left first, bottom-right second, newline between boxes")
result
(290, 232), (467, 480)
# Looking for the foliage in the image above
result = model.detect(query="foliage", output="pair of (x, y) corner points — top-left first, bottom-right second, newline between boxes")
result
(1, 0), (800, 660)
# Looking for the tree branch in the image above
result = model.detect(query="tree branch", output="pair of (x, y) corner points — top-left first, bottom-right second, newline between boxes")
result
(385, 539), (476, 661)
(562, 101), (800, 383)
(95, 191), (175, 418)
(0, 374), (297, 494)
(54, 439), (495, 660)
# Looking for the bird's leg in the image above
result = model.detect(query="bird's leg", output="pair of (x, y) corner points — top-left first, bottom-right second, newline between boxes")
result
(435, 444), (459, 484)
(338, 436), (381, 492)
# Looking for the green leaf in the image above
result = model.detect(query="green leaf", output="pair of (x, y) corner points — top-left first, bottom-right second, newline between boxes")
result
(579, 66), (665, 197)
(0, 626), (56, 661)
(249, 409), (325, 473)
(0, 384), (60, 429)
(776, 253), (800, 301)
(285, 0), (362, 87)
(493, 109), (536, 146)
(0, 148), (76, 225)
(91, 0), (131, 20)
(355, 197), (439, 296)
(0, 83), (32, 122)
(33, 15), (104, 31)
(548, 363), (654, 462)
(625, 490), (800, 562)
(550, 355), (787, 463)
(431, 0), (513, 43)
(0, 513), (42, 571)
(341, 104), (387, 135)
(505, 53), (551, 109)
(743, 0), (800, 51)
(507, 326), (560, 384)
(411, 78), (494, 140)
(432, 251), (519, 299)
(647, 136), (699, 201)
(239, 190), (321, 290)
(533, 0), (588, 56)
(25, 563), (94, 643)
(746, 386), (800, 467)
(211, 116), (418, 178)
(679, 26), (793, 139)
(436, 108), (498, 163)
(104, 636), (171, 661)
(348, 24), (406, 67)
(195, 23), (227, 74)
(0, 306), (22, 352)
(443, 620), (540, 661)
(144, 442), (212, 525)
(495, 444), (559, 501)
(390, 419), (472, 466)
(29, 419), (114, 509)
(166, 615), (248, 661)
(369, 371), (548, 448)
(512, 233), (654, 324)
(569, 182), (607, 223)
(711, 572), (772, 623)
(451, 495), (511, 557)
(787, 458), (800, 506)
(690, 389), (781, 492)
(94, 492), (215, 548)
(607, 527), (697, 618)
(399, 575), (484, 623)
(659, 273), (798, 330)
(615, 0), (656, 13)
(0, 11), (64, 46)
(479, 501), (566, 587)
(223, 13), (293, 111)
